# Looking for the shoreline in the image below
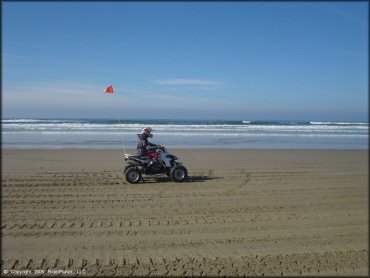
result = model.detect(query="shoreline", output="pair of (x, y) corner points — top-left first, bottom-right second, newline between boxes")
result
(3, 148), (367, 171)
(2, 147), (369, 150)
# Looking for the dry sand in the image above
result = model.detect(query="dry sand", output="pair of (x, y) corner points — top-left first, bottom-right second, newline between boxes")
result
(1, 149), (368, 276)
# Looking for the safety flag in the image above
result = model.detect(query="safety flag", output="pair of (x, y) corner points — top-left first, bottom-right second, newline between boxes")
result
(104, 85), (114, 94)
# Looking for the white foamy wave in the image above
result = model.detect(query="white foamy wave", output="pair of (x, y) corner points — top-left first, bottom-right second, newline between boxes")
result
(310, 121), (368, 125)
(2, 118), (368, 150)
(3, 122), (369, 133)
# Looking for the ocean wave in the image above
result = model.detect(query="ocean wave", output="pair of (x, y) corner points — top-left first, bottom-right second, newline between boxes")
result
(3, 118), (368, 125)
(243, 120), (312, 125)
(3, 123), (368, 133)
(309, 121), (369, 126)
(3, 117), (368, 149)
(3, 118), (368, 138)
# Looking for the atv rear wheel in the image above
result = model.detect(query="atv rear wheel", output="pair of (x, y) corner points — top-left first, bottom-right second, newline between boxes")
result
(125, 168), (142, 184)
(170, 165), (188, 182)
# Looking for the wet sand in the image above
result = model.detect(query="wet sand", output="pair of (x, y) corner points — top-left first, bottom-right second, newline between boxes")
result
(1, 149), (368, 276)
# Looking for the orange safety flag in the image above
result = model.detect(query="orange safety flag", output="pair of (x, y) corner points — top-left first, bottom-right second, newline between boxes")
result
(104, 85), (114, 94)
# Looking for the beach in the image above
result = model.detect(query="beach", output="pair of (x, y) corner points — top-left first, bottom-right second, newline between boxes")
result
(1, 148), (368, 276)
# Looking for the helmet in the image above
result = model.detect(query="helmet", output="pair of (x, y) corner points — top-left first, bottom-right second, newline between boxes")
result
(141, 127), (153, 138)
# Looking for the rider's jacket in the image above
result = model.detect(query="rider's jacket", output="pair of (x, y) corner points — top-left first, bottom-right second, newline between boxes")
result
(136, 134), (157, 157)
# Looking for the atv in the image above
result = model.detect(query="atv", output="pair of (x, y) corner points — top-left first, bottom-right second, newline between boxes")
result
(123, 146), (188, 184)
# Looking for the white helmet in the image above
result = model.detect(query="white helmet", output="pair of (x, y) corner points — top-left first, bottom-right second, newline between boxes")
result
(141, 127), (153, 138)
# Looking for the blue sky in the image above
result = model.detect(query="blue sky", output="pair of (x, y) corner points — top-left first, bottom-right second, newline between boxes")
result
(2, 2), (368, 121)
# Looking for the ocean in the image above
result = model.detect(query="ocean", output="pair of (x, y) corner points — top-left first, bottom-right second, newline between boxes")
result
(2, 118), (369, 149)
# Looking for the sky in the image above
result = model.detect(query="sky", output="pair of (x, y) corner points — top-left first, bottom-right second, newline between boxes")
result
(2, 1), (369, 121)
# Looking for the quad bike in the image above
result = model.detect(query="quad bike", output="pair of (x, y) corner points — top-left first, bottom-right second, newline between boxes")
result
(123, 146), (188, 184)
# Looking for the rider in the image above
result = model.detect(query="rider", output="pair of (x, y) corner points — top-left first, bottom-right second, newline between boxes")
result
(136, 127), (161, 157)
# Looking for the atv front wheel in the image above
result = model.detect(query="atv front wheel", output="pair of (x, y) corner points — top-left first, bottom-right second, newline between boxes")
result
(124, 166), (135, 174)
(125, 168), (142, 184)
(170, 165), (188, 182)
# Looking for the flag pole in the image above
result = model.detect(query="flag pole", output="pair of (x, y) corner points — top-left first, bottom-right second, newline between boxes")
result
(104, 85), (126, 156)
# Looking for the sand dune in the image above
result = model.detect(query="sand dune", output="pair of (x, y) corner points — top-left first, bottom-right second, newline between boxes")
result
(1, 149), (368, 276)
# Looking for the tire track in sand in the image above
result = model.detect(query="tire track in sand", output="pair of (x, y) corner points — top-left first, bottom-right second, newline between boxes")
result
(2, 169), (368, 276)
(1, 250), (368, 276)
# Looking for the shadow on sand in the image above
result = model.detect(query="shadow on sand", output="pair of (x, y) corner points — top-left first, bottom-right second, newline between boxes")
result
(148, 175), (222, 183)
(187, 175), (222, 183)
